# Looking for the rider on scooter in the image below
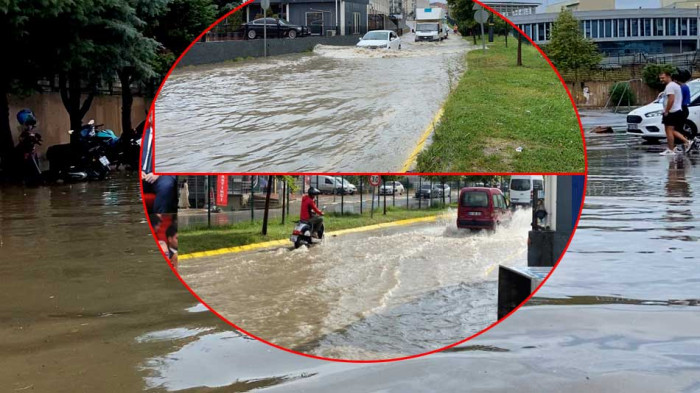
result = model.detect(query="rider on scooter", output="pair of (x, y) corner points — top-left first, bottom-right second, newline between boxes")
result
(301, 187), (324, 236)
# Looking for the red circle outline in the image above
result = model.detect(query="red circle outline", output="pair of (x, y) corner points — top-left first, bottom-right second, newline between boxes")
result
(139, 0), (590, 363)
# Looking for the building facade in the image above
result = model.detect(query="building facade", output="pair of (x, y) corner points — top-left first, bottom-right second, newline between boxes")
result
(245, 0), (370, 36)
(510, 5), (700, 54)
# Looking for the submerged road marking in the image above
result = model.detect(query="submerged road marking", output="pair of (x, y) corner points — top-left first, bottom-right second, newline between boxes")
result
(400, 106), (445, 172)
(179, 214), (447, 261)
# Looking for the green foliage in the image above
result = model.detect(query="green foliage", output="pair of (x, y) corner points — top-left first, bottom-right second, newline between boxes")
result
(152, 0), (218, 57)
(642, 63), (677, 91)
(544, 10), (602, 80)
(609, 82), (636, 106)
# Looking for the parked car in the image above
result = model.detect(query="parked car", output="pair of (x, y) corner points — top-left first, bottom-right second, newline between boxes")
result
(243, 18), (309, 40)
(334, 177), (357, 195)
(627, 78), (700, 141)
(379, 181), (405, 195)
(357, 30), (401, 50)
(509, 175), (544, 207)
(414, 184), (434, 199)
(433, 184), (451, 198)
(457, 187), (512, 230)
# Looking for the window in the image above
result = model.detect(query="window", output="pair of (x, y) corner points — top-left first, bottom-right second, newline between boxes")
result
(681, 18), (688, 36)
(492, 194), (506, 209)
(511, 179), (531, 191)
(619, 18), (626, 37)
(325, 178), (333, 185)
(655, 18), (664, 36)
(592, 20), (599, 38)
(584, 20), (591, 38)
(630, 18), (638, 37)
(643, 18), (651, 37)
(691, 18), (698, 36)
(525, 24), (532, 38)
(492, 195), (501, 209)
(666, 18), (676, 36)
(533, 180), (543, 191)
(461, 192), (489, 208)
(604, 19), (612, 38)
(538, 23), (545, 41)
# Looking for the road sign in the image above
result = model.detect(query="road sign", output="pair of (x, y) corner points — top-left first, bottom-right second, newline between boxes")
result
(474, 9), (489, 24)
(369, 175), (381, 187)
(261, 0), (270, 9)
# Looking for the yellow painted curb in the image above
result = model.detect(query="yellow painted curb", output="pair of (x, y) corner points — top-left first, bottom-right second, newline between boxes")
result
(400, 106), (445, 172)
(179, 213), (449, 261)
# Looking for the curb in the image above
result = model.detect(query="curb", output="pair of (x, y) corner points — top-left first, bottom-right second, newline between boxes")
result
(400, 106), (445, 172)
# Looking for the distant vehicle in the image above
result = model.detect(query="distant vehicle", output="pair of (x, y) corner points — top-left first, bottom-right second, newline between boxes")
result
(310, 175), (355, 194)
(433, 184), (451, 198)
(379, 181), (405, 195)
(243, 18), (309, 40)
(357, 30), (402, 50)
(415, 8), (447, 42)
(627, 79), (700, 141)
(414, 184), (434, 198)
(334, 177), (357, 194)
(509, 175), (544, 207)
(457, 187), (512, 230)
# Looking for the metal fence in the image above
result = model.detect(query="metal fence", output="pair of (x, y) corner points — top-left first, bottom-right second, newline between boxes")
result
(178, 176), (509, 230)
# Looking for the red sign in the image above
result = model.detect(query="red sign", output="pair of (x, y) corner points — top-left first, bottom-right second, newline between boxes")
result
(216, 175), (228, 206)
(369, 175), (381, 187)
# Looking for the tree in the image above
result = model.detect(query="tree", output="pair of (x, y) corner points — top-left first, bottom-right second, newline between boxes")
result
(116, 0), (168, 134)
(544, 10), (602, 95)
(0, 1), (73, 173)
(152, 0), (218, 58)
(642, 63), (677, 91)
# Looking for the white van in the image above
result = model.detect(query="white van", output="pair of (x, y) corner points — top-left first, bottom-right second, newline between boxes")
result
(309, 176), (356, 194)
(509, 175), (544, 207)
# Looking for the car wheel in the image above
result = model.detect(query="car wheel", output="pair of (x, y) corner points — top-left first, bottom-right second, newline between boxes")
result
(682, 120), (698, 139)
(288, 29), (297, 39)
(247, 29), (257, 39)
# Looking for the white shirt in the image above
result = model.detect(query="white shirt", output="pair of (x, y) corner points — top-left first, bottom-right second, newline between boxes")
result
(663, 81), (683, 113)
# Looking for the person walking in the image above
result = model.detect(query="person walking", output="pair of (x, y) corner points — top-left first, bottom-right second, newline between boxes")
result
(659, 71), (691, 155)
(179, 180), (190, 209)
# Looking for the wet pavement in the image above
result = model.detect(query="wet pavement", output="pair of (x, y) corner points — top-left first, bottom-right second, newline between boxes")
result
(2, 109), (700, 392)
(154, 34), (470, 173)
(179, 209), (531, 360)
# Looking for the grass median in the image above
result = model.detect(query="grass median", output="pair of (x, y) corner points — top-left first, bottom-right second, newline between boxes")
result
(416, 38), (584, 173)
(180, 204), (456, 254)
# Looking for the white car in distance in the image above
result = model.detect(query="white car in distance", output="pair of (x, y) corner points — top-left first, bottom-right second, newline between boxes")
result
(357, 30), (401, 50)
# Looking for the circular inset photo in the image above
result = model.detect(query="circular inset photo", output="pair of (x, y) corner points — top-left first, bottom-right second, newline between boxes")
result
(148, 1), (586, 173)
(145, 174), (586, 361)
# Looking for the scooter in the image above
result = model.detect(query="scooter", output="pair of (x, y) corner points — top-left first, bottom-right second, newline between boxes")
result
(290, 207), (326, 249)
(14, 129), (43, 186)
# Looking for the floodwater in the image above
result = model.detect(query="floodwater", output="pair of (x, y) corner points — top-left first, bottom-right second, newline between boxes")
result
(179, 209), (531, 360)
(154, 35), (469, 172)
(3, 111), (700, 391)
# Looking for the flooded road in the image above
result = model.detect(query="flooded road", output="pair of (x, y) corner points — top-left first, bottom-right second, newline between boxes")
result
(3, 110), (700, 392)
(154, 35), (470, 172)
(180, 210), (531, 359)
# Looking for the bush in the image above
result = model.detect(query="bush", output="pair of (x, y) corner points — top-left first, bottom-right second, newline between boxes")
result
(609, 82), (636, 106)
(642, 64), (677, 91)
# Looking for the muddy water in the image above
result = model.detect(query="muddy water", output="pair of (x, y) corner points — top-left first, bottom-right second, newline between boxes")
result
(0, 176), (230, 392)
(154, 35), (469, 172)
(179, 209), (531, 359)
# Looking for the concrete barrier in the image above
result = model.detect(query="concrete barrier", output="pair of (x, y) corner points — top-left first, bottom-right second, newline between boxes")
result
(178, 36), (361, 67)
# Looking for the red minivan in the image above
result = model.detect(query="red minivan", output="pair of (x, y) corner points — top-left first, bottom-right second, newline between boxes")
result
(457, 187), (512, 230)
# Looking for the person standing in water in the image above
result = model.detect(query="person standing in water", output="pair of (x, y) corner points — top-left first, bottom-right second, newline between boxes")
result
(659, 71), (691, 155)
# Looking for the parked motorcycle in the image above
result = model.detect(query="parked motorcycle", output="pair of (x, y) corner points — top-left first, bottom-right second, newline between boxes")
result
(46, 120), (113, 182)
(13, 109), (43, 185)
(290, 206), (326, 249)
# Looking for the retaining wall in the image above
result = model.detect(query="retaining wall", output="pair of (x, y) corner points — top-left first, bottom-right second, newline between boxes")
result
(178, 36), (361, 66)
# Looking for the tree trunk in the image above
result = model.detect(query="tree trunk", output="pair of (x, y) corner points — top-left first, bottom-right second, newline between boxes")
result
(0, 78), (14, 176)
(261, 175), (273, 235)
(118, 69), (134, 135)
(59, 72), (96, 145)
(517, 33), (522, 66)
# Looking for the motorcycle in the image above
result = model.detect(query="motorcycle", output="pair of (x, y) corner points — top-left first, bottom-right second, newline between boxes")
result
(14, 128), (43, 185)
(46, 120), (113, 182)
(290, 207), (326, 249)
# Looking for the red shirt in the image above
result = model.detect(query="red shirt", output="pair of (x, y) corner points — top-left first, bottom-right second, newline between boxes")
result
(300, 195), (322, 220)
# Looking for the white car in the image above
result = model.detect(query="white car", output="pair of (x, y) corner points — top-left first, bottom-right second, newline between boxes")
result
(334, 177), (357, 195)
(379, 181), (405, 195)
(357, 30), (401, 50)
(626, 79), (700, 141)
